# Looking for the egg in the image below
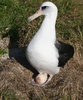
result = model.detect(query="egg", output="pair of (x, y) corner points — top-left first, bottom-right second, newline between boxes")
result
(35, 73), (48, 85)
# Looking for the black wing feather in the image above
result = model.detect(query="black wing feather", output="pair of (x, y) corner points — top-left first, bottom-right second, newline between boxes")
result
(55, 40), (74, 68)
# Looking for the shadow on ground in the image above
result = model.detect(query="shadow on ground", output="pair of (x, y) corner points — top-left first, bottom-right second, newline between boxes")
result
(2, 26), (39, 78)
(9, 47), (39, 77)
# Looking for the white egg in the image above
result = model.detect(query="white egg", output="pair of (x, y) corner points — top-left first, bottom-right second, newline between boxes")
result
(35, 73), (48, 85)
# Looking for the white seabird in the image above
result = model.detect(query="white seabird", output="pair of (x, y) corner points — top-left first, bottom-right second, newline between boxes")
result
(26, 2), (74, 86)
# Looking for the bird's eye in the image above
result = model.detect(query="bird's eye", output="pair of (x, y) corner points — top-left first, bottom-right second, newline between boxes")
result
(41, 6), (47, 10)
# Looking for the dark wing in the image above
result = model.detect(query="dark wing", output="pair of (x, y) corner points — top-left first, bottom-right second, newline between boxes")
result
(55, 40), (74, 68)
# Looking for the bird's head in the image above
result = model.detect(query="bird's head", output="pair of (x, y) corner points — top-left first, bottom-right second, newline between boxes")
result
(28, 1), (58, 22)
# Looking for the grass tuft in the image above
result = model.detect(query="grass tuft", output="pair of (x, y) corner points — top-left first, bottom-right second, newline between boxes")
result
(0, 48), (7, 55)
(0, 89), (17, 100)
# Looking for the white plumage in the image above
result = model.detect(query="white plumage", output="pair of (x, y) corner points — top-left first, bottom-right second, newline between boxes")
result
(26, 2), (74, 86)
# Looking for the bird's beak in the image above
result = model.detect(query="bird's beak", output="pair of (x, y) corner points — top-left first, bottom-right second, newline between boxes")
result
(28, 9), (42, 22)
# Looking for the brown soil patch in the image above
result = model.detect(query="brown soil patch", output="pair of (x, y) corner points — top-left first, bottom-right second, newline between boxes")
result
(0, 44), (83, 100)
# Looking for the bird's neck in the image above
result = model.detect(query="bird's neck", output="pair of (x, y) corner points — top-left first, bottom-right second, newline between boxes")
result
(37, 13), (57, 43)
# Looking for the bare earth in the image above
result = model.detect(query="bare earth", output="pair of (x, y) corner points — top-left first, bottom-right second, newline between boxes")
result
(0, 38), (83, 100)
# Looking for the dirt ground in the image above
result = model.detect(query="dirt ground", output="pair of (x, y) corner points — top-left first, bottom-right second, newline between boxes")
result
(0, 37), (83, 100)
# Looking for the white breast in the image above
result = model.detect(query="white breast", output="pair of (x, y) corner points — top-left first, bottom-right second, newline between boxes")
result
(26, 36), (59, 75)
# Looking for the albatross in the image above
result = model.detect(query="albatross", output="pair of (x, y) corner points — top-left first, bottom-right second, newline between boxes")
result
(26, 2), (74, 86)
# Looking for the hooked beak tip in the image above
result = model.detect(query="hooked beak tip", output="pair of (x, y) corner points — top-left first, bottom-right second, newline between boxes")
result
(28, 18), (31, 22)
(28, 9), (42, 22)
